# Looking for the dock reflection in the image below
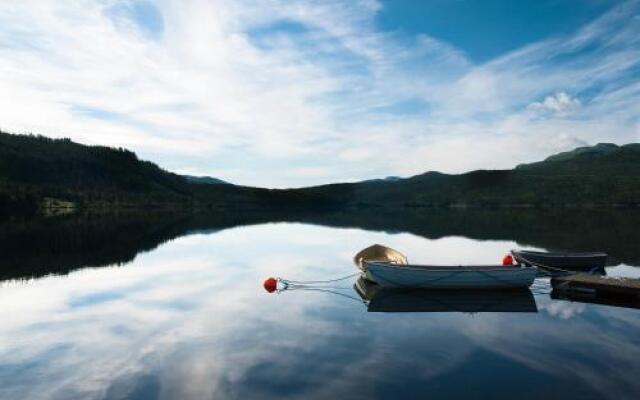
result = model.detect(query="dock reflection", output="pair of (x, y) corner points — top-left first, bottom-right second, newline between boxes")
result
(551, 289), (640, 310)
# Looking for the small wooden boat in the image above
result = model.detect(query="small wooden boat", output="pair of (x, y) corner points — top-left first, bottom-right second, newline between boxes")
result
(364, 261), (537, 289)
(511, 249), (607, 271)
(353, 244), (408, 270)
(355, 277), (538, 313)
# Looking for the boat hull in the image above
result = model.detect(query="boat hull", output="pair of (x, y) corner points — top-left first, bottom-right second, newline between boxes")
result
(511, 250), (607, 270)
(364, 262), (536, 289)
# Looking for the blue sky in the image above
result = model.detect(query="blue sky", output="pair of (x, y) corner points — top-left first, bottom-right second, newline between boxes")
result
(0, 0), (638, 187)
(377, 0), (617, 62)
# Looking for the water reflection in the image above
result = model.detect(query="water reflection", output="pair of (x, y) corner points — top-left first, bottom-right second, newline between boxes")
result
(354, 277), (538, 313)
(0, 213), (640, 399)
(551, 289), (640, 310)
(2, 209), (640, 282)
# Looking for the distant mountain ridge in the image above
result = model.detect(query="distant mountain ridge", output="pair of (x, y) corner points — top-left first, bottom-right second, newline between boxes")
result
(181, 175), (229, 185)
(515, 143), (640, 176)
(286, 142), (640, 208)
(545, 143), (620, 161)
(1, 130), (639, 214)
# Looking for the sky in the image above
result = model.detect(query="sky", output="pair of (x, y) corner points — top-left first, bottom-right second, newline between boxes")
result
(0, 0), (638, 188)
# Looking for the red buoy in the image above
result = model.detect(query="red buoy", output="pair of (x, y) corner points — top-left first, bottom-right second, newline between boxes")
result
(502, 254), (514, 266)
(263, 277), (278, 293)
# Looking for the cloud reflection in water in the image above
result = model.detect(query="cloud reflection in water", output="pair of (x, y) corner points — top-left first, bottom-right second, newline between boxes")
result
(0, 223), (639, 399)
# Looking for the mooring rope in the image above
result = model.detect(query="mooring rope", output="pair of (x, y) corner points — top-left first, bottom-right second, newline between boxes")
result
(515, 255), (576, 277)
(279, 272), (361, 286)
(280, 286), (368, 304)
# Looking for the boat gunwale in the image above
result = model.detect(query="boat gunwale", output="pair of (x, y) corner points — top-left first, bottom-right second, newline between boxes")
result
(512, 249), (607, 258)
(364, 261), (535, 273)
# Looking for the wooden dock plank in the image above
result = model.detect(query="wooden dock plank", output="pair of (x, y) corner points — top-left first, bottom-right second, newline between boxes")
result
(551, 273), (640, 298)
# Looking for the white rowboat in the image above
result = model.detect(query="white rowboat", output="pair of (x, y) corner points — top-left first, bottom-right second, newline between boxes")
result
(364, 261), (537, 289)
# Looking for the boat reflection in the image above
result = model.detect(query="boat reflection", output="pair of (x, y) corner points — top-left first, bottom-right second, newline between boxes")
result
(354, 277), (538, 313)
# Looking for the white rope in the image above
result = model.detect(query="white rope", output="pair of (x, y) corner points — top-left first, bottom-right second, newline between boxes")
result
(279, 272), (361, 286)
(280, 286), (367, 304)
(515, 255), (576, 277)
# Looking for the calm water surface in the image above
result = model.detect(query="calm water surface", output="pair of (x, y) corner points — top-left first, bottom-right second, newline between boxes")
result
(1, 213), (640, 399)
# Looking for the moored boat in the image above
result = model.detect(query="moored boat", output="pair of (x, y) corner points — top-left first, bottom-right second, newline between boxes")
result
(364, 260), (537, 289)
(511, 249), (607, 270)
(353, 244), (408, 270)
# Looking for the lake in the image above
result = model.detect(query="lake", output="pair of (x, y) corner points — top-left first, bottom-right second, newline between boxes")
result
(1, 210), (640, 399)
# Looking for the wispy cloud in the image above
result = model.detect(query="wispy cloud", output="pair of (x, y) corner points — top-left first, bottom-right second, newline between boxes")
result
(0, 0), (638, 187)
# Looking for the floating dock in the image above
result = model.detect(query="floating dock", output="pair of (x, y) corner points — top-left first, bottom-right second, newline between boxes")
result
(551, 274), (640, 299)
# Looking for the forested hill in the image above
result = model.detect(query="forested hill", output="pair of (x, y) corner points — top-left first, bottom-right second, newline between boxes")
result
(0, 131), (269, 214)
(0, 132), (187, 193)
(1, 130), (639, 215)
(285, 142), (640, 207)
(515, 143), (640, 175)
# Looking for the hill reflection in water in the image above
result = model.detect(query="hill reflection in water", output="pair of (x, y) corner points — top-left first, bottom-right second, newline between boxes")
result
(1, 209), (640, 281)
